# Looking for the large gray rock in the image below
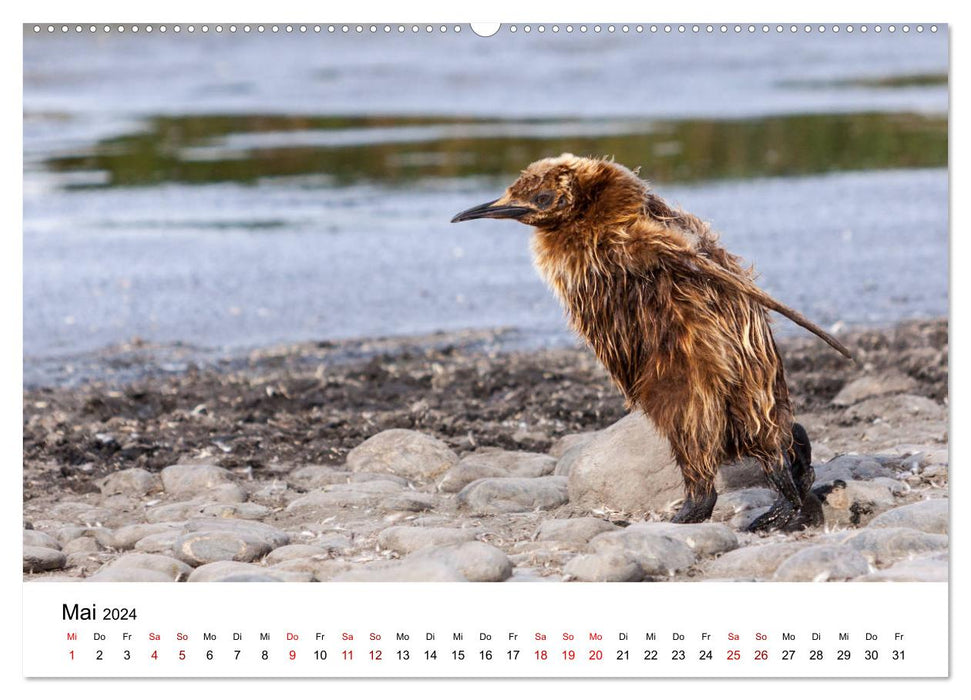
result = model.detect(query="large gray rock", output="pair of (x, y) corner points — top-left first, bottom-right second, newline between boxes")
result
(550, 432), (599, 459)
(111, 522), (183, 550)
(832, 373), (918, 407)
(438, 450), (555, 493)
(377, 526), (481, 554)
(174, 530), (276, 567)
(346, 429), (458, 482)
(868, 499), (949, 534)
(773, 545), (871, 582)
(458, 476), (568, 514)
(160, 463), (235, 497)
(711, 488), (776, 522)
(630, 522), (738, 556)
(567, 412), (683, 516)
(187, 561), (309, 582)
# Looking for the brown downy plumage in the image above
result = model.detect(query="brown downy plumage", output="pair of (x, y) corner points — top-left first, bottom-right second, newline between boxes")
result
(452, 153), (852, 531)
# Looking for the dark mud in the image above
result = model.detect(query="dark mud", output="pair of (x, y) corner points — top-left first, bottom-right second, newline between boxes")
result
(23, 319), (948, 503)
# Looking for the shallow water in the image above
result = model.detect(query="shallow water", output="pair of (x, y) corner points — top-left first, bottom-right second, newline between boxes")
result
(23, 29), (949, 385)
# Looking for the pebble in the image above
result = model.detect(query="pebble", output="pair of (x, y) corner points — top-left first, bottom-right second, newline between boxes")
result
(23, 546), (67, 572)
(56, 526), (114, 549)
(333, 559), (467, 582)
(773, 545), (871, 582)
(567, 412), (683, 515)
(377, 526), (481, 554)
(563, 551), (644, 582)
(264, 544), (333, 564)
(408, 542), (513, 582)
(186, 561), (309, 582)
(703, 542), (808, 579)
(813, 455), (893, 484)
(88, 568), (178, 582)
(270, 558), (351, 581)
(818, 479), (902, 527)
(98, 468), (163, 497)
(832, 373), (918, 407)
(160, 463), (236, 497)
(287, 465), (351, 489)
(95, 553), (193, 581)
(535, 517), (619, 544)
(111, 522), (183, 550)
(853, 553), (948, 582)
(711, 488), (776, 522)
(197, 502), (272, 520)
(438, 450), (555, 493)
(345, 429), (459, 482)
(587, 526), (698, 576)
(633, 523), (738, 556)
(835, 527), (948, 566)
(458, 476), (569, 514)
(23, 529), (60, 549)
(134, 531), (181, 554)
(62, 537), (100, 555)
(868, 499), (948, 534)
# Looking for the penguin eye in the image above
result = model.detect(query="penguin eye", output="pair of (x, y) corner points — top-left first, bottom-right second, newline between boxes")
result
(532, 191), (555, 209)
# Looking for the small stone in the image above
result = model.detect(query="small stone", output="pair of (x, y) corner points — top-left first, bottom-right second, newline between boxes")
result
(264, 544), (334, 565)
(408, 542), (513, 582)
(288, 465), (351, 489)
(818, 479), (902, 527)
(836, 527), (948, 566)
(564, 551), (644, 582)
(567, 412), (683, 516)
(187, 561), (307, 582)
(23, 530), (60, 549)
(174, 527), (284, 566)
(853, 553), (948, 582)
(711, 488), (777, 522)
(535, 517), (620, 544)
(588, 525), (698, 576)
(843, 394), (946, 423)
(458, 476), (568, 514)
(633, 523), (738, 556)
(98, 468), (163, 497)
(813, 455), (894, 484)
(160, 463), (235, 497)
(438, 450), (555, 493)
(62, 537), (100, 555)
(773, 545), (871, 582)
(134, 531), (181, 554)
(333, 559), (467, 582)
(868, 499), (948, 534)
(96, 553), (193, 581)
(24, 546), (67, 572)
(380, 493), (440, 512)
(270, 558), (351, 581)
(832, 373), (918, 407)
(704, 542), (808, 579)
(377, 526), (481, 554)
(197, 503), (271, 520)
(346, 429), (459, 482)
(182, 518), (289, 547)
(111, 523), (183, 550)
(88, 568), (176, 582)
(715, 459), (769, 490)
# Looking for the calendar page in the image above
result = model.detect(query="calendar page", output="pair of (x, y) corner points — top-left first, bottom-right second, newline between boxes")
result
(20, 10), (951, 686)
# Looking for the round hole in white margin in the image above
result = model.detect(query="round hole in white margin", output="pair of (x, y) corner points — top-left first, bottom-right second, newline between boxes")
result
(471, 23), (501, 37)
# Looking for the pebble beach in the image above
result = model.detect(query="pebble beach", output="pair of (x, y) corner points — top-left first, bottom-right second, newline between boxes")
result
(23, 318), (949, 583)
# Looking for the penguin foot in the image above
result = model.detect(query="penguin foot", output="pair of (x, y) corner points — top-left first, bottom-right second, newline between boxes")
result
(746, 492), (824, 532)
(670, 491), (717, 524)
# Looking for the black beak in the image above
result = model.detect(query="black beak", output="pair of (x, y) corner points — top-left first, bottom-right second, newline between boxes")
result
(450, 199), (533, 223)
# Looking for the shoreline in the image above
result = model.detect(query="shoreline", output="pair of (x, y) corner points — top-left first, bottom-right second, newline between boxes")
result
(23, 317), (948, 582)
